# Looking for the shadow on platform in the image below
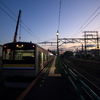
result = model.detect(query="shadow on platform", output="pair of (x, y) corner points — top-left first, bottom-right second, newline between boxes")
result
(23, 76), (77, 100)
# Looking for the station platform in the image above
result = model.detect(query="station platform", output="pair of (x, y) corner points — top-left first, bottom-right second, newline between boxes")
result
(17, 57), (77, 100)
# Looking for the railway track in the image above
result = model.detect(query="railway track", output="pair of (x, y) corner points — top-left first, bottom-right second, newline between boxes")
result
(63, 59), (100, 88)
(61, 58), (100, 98)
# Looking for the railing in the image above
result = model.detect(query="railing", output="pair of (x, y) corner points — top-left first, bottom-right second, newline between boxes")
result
(59, 58), (100, 100)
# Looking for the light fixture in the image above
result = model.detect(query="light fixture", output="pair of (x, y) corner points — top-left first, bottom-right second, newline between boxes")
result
(56, 30), (59, 36)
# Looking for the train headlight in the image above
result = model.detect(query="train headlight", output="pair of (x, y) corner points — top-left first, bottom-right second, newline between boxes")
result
(21, 44), (24, 47)
(16, 44), (24, 48)
(16, 45), (19, 47)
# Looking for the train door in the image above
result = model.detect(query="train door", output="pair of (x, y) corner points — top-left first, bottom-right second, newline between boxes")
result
(41, 52), (43, 69)
(13, 50), (23, 60)
(37, 51), (43, 73)
(15, 52), (22, 60)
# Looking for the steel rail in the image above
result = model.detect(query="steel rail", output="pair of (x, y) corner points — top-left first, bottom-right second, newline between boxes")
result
(59, 58), (100, 100)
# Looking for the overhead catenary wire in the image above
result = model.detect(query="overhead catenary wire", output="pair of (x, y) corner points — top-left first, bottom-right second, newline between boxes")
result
(81, 6), (100, 28)
(0, 1), (17, 18)
(93, 26), (100, 30)
(93, 26), (100, 32)
(0, 7), (16, 22)
(0, 1), (41, 42)
(72, 5), (100, 38)
(74, 11), (100, 37)
(57, 0), (61, 32)
(21, 22), (41, 41)
(0, 7), (40, 42)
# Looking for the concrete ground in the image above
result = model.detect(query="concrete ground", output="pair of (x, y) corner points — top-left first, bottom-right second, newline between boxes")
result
(18, 57), (77, 100)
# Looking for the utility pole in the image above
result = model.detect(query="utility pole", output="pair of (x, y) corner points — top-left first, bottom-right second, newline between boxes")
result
(84, 32), (87, 59)
(56, 30), (59, 64)
(96, 32), (99, 59)
(83, 31), (99, 59)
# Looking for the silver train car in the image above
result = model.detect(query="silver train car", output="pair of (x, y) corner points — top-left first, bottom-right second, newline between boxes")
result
(2, 42), (53, 78)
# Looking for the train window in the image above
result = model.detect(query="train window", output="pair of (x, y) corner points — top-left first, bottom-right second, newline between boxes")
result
(3, 51), (13, 60)
(14, 52), (22, 60)
(45, 54), (47, 61)
(3, 50), (34, 60)
(14, 50), (34, 60)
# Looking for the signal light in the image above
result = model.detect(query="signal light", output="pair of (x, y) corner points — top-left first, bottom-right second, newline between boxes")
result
(32, 45), (34, 47)
(7, 49), (11, 51)
(4, 46), (6, 48)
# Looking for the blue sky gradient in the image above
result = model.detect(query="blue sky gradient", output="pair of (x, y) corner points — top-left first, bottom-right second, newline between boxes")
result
(0, 0), (100, 51)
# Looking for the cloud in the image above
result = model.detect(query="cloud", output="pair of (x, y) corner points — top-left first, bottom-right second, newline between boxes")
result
(69, 46), (77, 48)
(86, 44), (96, 48)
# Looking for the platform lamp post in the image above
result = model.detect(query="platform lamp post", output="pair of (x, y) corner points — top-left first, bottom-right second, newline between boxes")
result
(56, 30), (59, 64)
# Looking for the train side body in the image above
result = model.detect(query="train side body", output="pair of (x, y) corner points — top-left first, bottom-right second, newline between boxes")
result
(2, 42), (53, 78)
(0, 45), (2, 71)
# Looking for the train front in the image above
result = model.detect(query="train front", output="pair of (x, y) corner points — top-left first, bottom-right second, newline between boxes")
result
(2, 42), (36, 77)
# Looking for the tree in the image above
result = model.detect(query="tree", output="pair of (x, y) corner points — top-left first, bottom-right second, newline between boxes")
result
(63, 51), (73, 58)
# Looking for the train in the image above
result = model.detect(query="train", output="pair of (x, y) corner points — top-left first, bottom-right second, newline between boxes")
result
(2, 42), (54, 78)
(0, 45), (2, 57)
(0, 45), (2, 71)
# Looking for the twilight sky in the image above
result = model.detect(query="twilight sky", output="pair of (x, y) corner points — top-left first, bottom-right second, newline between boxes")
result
(0, 0), (100, 51)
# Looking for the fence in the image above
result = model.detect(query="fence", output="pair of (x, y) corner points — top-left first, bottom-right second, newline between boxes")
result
(58, 58), (100, 100)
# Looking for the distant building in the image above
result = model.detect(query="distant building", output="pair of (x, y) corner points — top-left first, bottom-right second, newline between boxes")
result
(90, 49), (100, 57)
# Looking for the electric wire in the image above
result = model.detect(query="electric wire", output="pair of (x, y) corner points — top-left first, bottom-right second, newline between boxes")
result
(0, 7), (16, 22)
(72, 6), (100, 38)
(74, 11), (100, 37)
(0, 1), (17, 18)
(0, 1), (41, 42)
(21, 22), (41, 41)
(57, 0), (61, 32)
(0, 7), (40, 42)
(93, 26), (100, 31)
(21, 25), (39, 40)
(81, 6), (100, 28)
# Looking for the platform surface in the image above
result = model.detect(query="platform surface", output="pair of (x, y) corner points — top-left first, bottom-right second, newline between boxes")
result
(18, 57), (77, 100)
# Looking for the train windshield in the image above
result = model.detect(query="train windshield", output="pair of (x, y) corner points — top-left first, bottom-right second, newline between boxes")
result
(3, 49), (34, 60)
